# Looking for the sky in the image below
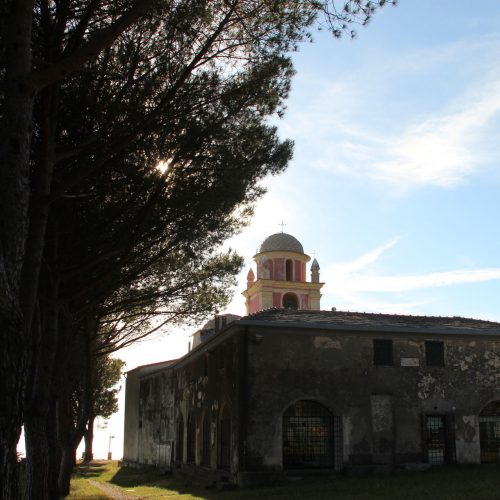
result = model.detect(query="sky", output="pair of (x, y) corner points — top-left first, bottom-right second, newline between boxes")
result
(86, 0), (500, 459)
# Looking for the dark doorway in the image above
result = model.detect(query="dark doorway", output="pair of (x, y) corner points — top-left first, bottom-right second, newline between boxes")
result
(176, 413), (184, 463)
(202, 412), (211, 466)
(283, 400), (334, 469)
(187, 412), (196, 463)
(219, 406), (231, 471)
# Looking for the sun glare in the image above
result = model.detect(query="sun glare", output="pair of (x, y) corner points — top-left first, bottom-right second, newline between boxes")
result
(156, 160), (171, 174)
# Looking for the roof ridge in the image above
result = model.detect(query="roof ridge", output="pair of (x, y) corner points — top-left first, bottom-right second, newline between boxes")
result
(239, 308), (500, 329)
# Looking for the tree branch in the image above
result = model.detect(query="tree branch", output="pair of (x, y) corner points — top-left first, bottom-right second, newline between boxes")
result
(29, 0), (156, 90)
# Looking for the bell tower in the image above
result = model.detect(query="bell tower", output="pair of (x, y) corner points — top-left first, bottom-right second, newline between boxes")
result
(242, 233), (324, 314)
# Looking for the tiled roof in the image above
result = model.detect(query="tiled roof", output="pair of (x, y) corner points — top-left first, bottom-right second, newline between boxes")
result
(127, 359), (177, 375)
(239, 308), (500, 336)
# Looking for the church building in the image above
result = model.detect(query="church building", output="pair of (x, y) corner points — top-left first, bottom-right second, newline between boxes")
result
(123, 233), (500, 486)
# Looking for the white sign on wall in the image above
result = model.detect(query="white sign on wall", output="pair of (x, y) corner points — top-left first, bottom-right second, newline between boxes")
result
(401, 357), (419, 367)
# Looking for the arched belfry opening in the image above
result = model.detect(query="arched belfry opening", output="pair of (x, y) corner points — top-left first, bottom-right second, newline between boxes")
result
(283, 292), (298, 310)
(479, 401), (500, 463)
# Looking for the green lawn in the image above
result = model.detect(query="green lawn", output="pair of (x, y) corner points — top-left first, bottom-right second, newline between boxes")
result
(69, 461), (500, 499)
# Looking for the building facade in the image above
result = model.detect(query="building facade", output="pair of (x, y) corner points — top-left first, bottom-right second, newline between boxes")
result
(123, 234), (500, 485)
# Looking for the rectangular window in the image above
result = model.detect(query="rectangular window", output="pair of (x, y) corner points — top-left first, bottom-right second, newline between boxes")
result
(373, 339), (393, 366)
(425, 341), (445, 367)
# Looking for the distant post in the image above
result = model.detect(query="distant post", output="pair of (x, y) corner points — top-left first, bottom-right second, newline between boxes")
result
(108, 435), (115, 460)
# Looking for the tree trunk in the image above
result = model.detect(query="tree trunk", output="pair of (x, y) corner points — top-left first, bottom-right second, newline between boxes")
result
(57, 447), (75, 498)
(83, 415), (95, 463)
(57, 406), (85, 498)
(56, 312), (96, 496)
(47, 401), (61, 500)
(0, 437), (20, 500)
(24, 270), (60, 499)
(23, 415), (50, 500)
(0, 1), (36, 497)
(0, 415), (22, 500)
(0, 306), (26, 500)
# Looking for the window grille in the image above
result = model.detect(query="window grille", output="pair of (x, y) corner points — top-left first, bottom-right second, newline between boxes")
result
(425, 341), (445, 367)
(373, 339), (393, 366)
(424, 415), (447, 464)
(283, 400), (335, 469)
(423, 415), (455, 464)
(333, 415), (343, 472)
(479, 401), (500, 464)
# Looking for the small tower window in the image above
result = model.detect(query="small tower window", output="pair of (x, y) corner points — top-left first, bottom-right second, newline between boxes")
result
(286, 259), (293, 281)
(283, 293), (298, 310)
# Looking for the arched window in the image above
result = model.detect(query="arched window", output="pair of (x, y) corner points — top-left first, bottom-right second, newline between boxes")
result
(479, 401), (500, 463)
(219, 406), (231, 471)
(201, 411), (211, 466)
(176, 412), (184, 463)
(283, 400), (334, 469)
(286, 259), (293, 281)
(283, 292), (298, 310)
(187, 412), (196, 463)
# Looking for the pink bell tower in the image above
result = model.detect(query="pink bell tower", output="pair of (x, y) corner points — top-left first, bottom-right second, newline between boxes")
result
(242, 233), (324, 314)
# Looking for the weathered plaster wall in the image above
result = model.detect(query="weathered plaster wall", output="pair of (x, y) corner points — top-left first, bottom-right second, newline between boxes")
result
(245, 328), (500, 470)
(174, 334), (244, 475)
(136, 369), (175, 467)
(123, 369), (140, 462)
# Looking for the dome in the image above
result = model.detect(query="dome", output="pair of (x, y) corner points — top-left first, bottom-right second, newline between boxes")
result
(258, 232), (304, 254)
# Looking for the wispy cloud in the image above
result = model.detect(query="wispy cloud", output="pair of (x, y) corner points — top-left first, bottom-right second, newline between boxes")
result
(329, 237), (399, 275)
(287, 37), (500, 193)
(347, 268), (500, 293)
(370, 82), (500, 190)
(310, 79), (500, 193)
(325, 238), (500, 296)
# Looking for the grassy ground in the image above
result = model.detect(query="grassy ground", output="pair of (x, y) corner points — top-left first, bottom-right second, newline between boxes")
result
(68, 461), (500, 499)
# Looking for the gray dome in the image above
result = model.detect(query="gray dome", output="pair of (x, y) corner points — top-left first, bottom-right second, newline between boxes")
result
(258, 233), (304, 254)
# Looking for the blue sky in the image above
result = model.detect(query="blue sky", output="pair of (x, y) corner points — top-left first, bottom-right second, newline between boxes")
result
(92, 0), (500, 458)
(223, 0), (500, 321)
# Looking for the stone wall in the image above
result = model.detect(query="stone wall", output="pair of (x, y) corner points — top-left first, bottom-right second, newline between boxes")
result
(245, 327), (500, 470)
(123, 363), (175, 467)
(174, 331), (245, 477)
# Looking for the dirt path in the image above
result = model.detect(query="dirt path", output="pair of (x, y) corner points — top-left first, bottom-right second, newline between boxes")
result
(88, 479), (142, 499)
